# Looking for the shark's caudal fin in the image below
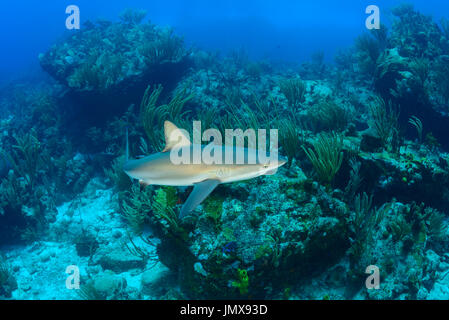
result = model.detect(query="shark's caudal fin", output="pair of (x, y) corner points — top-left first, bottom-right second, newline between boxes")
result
(179, 179), (220, 219)
(162, 121), (191, 152)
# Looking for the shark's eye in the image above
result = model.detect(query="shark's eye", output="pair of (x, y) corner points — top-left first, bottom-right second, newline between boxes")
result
(263, 163), (269, 168)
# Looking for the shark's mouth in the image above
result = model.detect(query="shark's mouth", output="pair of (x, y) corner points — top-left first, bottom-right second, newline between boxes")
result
(264, 169), (278, 175)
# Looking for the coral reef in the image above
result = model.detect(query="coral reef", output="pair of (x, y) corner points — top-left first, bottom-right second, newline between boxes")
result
(39, 9), (193, 142)
(1, 6), (449, 301)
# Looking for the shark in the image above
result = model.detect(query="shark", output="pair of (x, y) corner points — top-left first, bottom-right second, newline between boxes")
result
(123, 121), (287, 219)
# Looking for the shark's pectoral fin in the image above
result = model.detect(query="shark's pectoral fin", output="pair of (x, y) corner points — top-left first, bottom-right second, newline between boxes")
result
(162, 121), (192, 152)
(179, 179), (220, 219)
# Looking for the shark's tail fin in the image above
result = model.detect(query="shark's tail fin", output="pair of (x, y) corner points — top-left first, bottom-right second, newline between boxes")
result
(125, 127), (129, 162)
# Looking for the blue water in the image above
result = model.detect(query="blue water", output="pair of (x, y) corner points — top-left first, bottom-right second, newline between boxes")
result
(2, 0), (449, 84)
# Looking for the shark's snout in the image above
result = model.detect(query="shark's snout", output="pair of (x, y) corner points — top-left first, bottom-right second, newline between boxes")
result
(278, 156), (288, 167)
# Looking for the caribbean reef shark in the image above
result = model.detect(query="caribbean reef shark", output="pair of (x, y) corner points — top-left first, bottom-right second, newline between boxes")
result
(123, 121), (286, 218)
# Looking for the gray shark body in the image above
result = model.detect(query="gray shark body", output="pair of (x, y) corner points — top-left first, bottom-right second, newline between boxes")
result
(123, 121), (286, 218)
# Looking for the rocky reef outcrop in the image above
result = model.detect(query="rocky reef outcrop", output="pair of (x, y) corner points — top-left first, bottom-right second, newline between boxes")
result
(39, 11), (192, 130)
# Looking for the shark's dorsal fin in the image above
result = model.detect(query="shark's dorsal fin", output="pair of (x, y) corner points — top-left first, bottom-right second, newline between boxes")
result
(163, 121), (191, 152)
